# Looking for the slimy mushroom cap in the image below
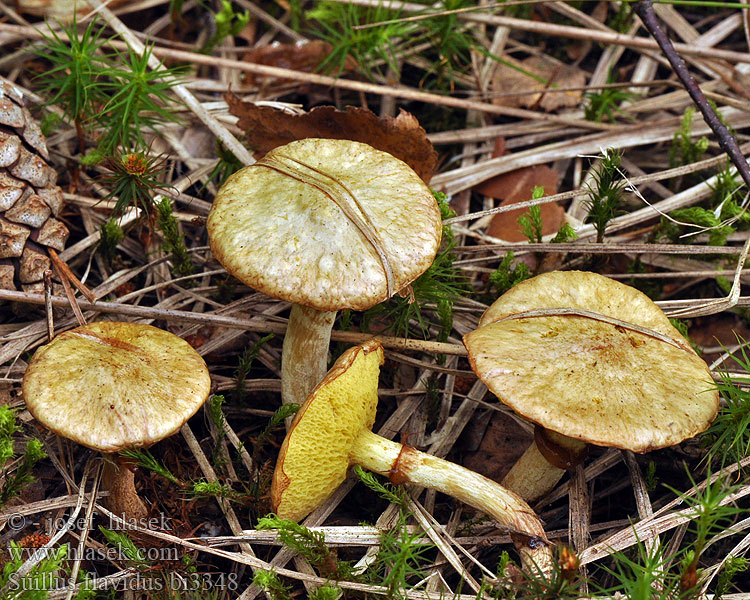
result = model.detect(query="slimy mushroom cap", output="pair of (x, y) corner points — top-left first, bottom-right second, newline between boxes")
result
(465, 271), (718, 452)
(207, 138), (442, 312)
(23, 321), (211, 453)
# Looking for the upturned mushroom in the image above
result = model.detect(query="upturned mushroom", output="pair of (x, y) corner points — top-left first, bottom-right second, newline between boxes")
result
(463, 271), (719, 503)
(207, 138), (442, 410)
(23, 321), (211, 520)
(271, 339), (552, 573)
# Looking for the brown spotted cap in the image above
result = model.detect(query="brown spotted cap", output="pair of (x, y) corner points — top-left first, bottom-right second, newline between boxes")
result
(23, 322), (211, 453)
(464, 271), (718, 452)
(207, 138), (442, 312)
(272, 339), (384, 521)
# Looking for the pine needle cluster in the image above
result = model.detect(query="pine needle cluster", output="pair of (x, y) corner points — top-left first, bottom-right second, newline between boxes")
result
(34, 18), (184, 156)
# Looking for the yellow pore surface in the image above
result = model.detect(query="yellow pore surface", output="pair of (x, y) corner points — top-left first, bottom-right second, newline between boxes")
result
(272, 340), (384, 521)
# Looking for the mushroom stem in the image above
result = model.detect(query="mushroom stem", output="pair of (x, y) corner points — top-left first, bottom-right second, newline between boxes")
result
(281, 305), (336, 409)
(348, 428), (552, 575)
(502, 442), (565, 503)
(502, 430), (588, 503)
(101, 455), (148, 522)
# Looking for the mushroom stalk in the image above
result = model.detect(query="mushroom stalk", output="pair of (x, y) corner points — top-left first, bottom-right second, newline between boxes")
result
(101, 455), (148, 522)
(501, 442), (565, 503)
(348, 428), (552, 574)
(502, 430), (587, 503)
(281, 305), (336, 408)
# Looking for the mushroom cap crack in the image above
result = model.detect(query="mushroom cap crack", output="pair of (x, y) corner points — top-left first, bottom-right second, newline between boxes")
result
(207, 138), (442, 311)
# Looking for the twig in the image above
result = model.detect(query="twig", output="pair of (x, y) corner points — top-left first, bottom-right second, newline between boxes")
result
(0, 22), (613, 130)
(48, 248), (96, 303)
(0, 290), (469, 356)
(633, 0), (750, 189)
(43, 270), (54, 342)
(443, 144), (750, 225)
(51, 259), (86, 327)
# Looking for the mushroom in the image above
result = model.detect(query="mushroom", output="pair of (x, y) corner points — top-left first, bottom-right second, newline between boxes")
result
(271, 339), (552, 573)
(207, 138), (442, 409)
(463, 271), (719, 503)
(22, 321), (211, 520)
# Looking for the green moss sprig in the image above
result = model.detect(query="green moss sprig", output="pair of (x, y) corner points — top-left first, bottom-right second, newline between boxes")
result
(584, 148), (626, 243)
(489, 252), (531, 296)
(256, 515), (353, 580)
(232, 335), (274, 403)
(33, 17), (111, 150)
(518, 205), (543, 244)
(201, 0), (251, 54)
(252, 569), (292, 600)
(97, 43), (184, 155)
(156, 198), (195, 278)
(120, 448), (181, 486)
(34, 21), (184, 157)
(583, 75), (638, 123)
(0, 406), (46, 508)
(670, 106), (709, 168)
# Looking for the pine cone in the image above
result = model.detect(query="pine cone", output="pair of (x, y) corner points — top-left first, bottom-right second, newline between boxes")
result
(0, 78), (69, 294)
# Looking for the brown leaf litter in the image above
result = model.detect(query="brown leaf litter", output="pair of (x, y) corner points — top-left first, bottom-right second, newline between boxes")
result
(227, 97), (438, 183)
(475, 138), (565, 241)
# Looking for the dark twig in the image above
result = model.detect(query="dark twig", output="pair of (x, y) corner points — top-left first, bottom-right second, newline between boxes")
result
(43, 270), (54, 342)
(633, 0), (750, 189)
(48, 248), (96, 303)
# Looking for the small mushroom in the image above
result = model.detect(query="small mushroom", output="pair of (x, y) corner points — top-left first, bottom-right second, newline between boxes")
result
(207, 138), (442, 411)
(464, 271), (719, 502)
(23, 321), (211, 520)
(271, 339), (552, 573)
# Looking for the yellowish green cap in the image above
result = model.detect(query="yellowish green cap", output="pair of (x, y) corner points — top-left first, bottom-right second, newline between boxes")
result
(23, 322), (211, 453)
(465, 271), (718, 452)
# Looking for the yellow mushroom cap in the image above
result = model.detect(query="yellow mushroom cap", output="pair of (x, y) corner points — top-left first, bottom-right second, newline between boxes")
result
(207, 138), (442, 312)
(272, 339), (384, 521)
(23, 322), (211, 453)
(464, 271), (718, 452)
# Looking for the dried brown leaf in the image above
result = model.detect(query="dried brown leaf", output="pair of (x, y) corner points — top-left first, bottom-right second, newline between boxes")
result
(475, 141), (563, 242)
(484, 169), (564, 242)
(227, 98), (438, 182)
(241, 40), (355, 85)
(491, 55), (586, 112)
